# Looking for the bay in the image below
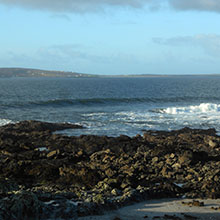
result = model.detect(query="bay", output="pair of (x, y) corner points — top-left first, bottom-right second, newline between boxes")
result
(1, 76), (220, 136)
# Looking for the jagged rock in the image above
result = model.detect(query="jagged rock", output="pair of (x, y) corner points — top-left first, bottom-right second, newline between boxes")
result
(47, 149), (60, 158)
(182, 200), (204, 207)
(1, 122), (220, 217)
(0, 179), (20, 194)
(41, 198), (78, 219)
(0, 120), (84, 133)
(178, 151), (193, 165)
(0, 191), (42, 220)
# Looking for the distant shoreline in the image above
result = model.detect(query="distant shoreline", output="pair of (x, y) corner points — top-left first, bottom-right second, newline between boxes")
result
(0, 67), (220, 78)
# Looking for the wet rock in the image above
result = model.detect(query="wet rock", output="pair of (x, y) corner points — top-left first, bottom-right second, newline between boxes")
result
(0, 179), (20, 194)
(47, 149), (60, 158)
(1, 121), (220, 217)
(0, 191), (42, 220)
(182, 200), (204, 207)
(181, 214), (198, 220)
(209, 139), (217, 148)
(178, 151), (193, 165)
(0, 120), (84, 133)
(113, 217), (122, 220)
(41, 198), (78, 220)
(163, 214), (182, 220)
(211, 206), (220, 210)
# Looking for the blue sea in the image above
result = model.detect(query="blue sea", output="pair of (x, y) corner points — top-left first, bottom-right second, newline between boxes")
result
(1, 76), (220, 137)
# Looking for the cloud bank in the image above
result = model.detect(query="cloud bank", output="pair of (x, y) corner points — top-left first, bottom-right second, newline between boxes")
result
(0, 0), (153, 13)
(0, 0), (220, 13)
(170, 0), (220, 13)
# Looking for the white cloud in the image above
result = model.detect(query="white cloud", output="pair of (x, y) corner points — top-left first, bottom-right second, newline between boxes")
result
(0, 44), (145, 74)
(153, 34), (220, 57)
(0, 44), (97, 72)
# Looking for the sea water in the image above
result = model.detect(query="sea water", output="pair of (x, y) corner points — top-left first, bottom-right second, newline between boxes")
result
(1, 75), (220, 136)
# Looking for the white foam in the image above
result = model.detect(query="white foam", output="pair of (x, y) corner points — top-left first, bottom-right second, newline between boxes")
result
(71, 103), (220, 136)
(161, 103), (220, 115)
(37, 147), (49, 152)
(174, 183), (185, 188)
(0, 119), (12, 126)
(44, 200), (55, 205)
(82, 112), (107, 117)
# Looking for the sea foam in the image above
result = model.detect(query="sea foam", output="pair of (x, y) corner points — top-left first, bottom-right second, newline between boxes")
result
(160, 103), (220, 115)
(0, 119), (12, 126)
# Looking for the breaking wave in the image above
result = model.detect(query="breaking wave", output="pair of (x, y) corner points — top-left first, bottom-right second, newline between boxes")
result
(159, 103), (220, 115)
(0, 119), (13, 126)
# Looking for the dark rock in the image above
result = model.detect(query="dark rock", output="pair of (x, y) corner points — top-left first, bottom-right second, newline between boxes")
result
(1, 121), (220, 217)
(0, 191), (78, 219)
(0, 120), (84, 133)
(113, 217), (122, 220)
(0, 191), (42, 220)
(163, 214), (182, 220)
(41, 198), (78, 219)
(181, 214), (198, 219)
(182, 200), (204, 207)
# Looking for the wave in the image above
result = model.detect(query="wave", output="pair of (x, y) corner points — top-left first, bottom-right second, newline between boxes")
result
(159, 103), (220, 115)
(0, 119), (13, 126)
(19, 97), (220, 107)
(2, 96), (220, 109)
(30, 97), (163, 106)
(1, 97), (156, 108)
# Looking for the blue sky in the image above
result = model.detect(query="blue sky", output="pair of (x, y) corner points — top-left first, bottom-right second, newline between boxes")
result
(0, 0), (220, 75)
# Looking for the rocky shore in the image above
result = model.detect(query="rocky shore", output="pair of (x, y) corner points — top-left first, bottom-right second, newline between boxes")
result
(0, 120), (220, 219)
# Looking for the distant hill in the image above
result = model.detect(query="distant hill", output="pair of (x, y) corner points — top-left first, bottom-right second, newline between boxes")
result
(0, 68), (97, 78)
(2, 67), (212, 78)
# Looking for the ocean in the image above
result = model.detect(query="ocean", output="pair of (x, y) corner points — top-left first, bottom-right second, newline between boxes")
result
(1, 75), (220, 137)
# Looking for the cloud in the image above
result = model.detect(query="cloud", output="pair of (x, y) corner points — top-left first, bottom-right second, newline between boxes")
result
(0, 0), (157, 13)
(153, 34), (220, 57)
(0, 44), (97, 72)
(1, 44), (117, 72)
(50, 14), (71, 21)
(1, 44), (143, 74)
(169, 0), (220, 13)
(153, 36), (195, 46)
(1, 0), (220, 13)
(36, 44), (110, 65)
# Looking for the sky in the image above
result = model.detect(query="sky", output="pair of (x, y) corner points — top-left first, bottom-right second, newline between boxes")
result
(0, 0), (220, 75)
